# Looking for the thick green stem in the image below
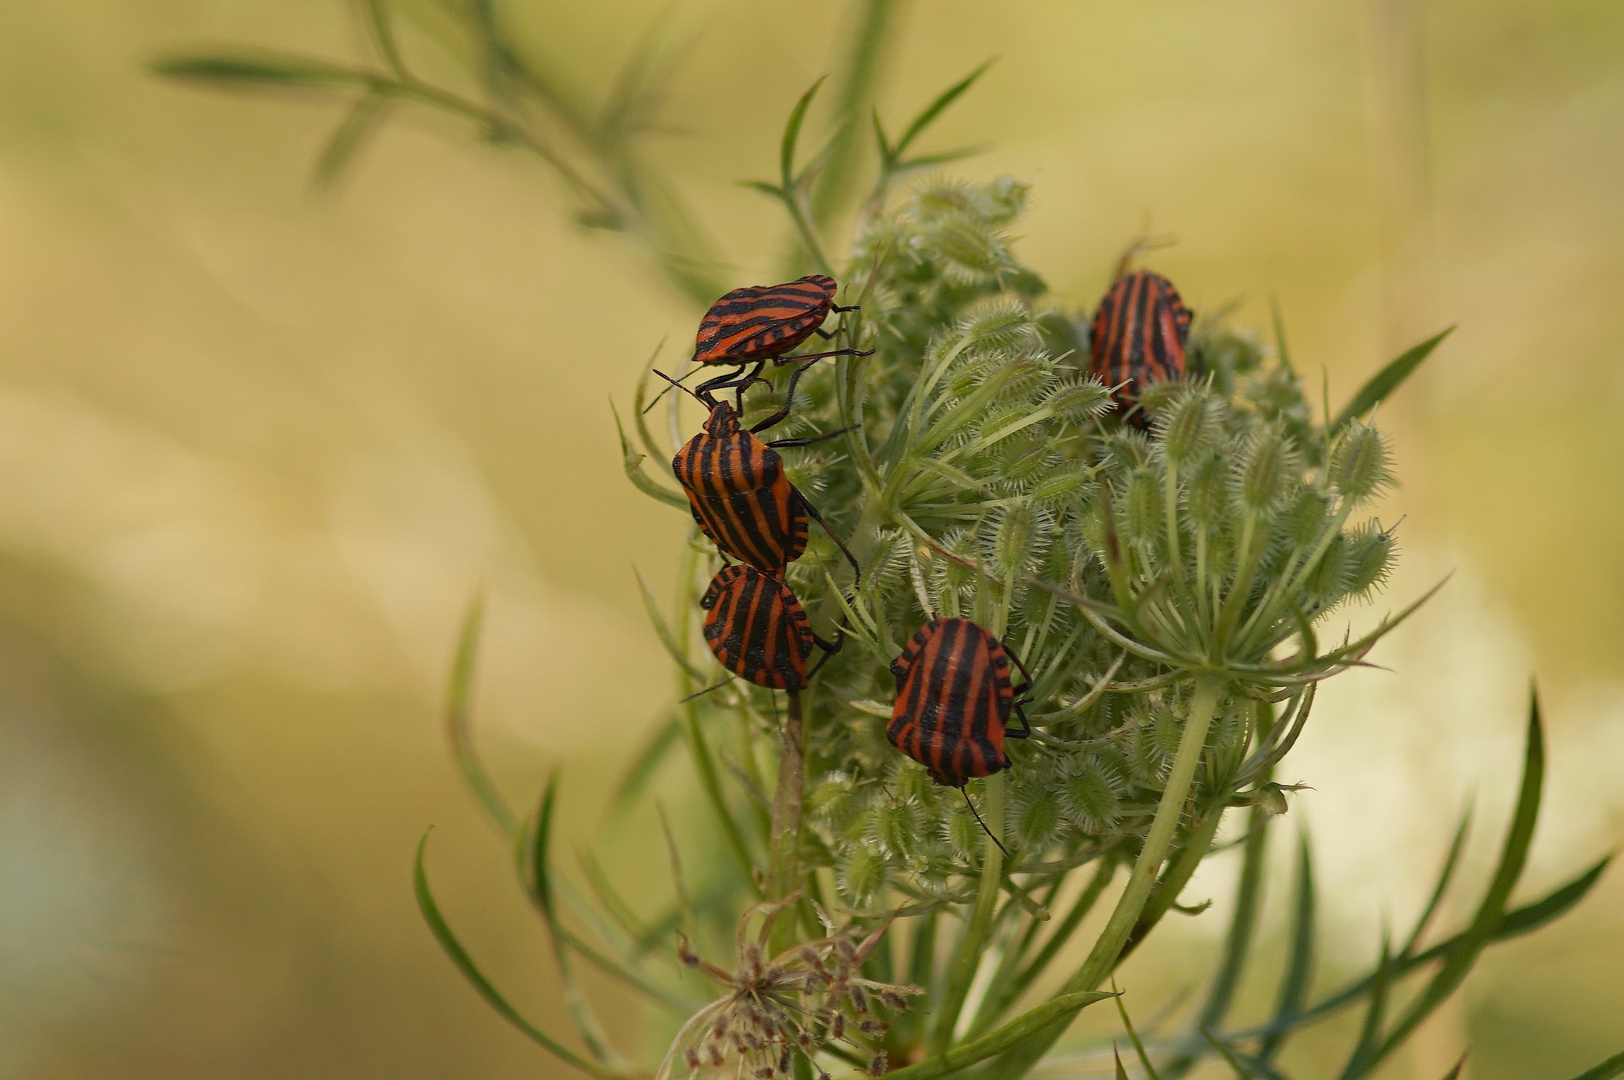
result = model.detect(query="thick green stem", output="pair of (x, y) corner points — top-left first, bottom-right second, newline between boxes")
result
(766, 690), (805, 955)
(987, 674), (1222, 1078)
(929, 773), (1005, 1054)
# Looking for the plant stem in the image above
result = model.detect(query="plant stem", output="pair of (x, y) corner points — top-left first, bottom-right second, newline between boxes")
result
(929, 773), (1005, 1054)
(766, 690), (806, 954)
(987, 674), (1221, 1078)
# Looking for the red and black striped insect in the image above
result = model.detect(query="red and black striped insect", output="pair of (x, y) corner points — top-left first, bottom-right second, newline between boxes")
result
(1087, 269), (1195, 427)
(659, 365), (861, 578)
(887, 618), (1032, 788)
(691, 274), (873, 404)
(701, 565), (841, 691)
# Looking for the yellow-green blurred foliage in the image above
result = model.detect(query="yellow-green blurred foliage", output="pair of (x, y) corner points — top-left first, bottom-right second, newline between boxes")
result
(0, 2), (1619, 1078)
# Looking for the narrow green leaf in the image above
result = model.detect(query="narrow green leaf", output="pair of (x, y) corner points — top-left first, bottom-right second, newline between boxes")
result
(1494, 853), (1611, 937)
(633, 567), (707, 683)
(895, 59), (994, 156)
(603, 713), (682, 825)
(881, 991), (1117, 1080)
(738, 179), (788, 200)
(871, 107), (893, 163)
(1437, 1052), (1469, 1080)
(894, 146), (988, 173)
(779, 75), (829, 190)
(1338, 932), (1393, 1079)
(1372, 687), (1546, 1065)
(311, 94), (392, 191)
(360, 0), (407, 77)
(1328, 326), (1453, 436)
(445, 593), (518, 837)
(413, 833), (623, 1079)
(1115, 1045), (1130, 1080)
(1259, 831), (1315, 1062)
(1569, 1049), (1624, 1080)
(149, 52), (374, 90)
(1401, 802), (1473, 958)
(1269, 295), (1293, 377)
(611, 402), (688, 509)
(1112, 982), (1162, 1080)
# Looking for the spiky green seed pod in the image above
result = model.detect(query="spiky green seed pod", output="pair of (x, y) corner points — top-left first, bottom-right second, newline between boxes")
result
(1185, 454), (1230, 528)
(1121, 468), (1163, 550)
(1345, 523), (1397, 598)
(1235, 428), (1297, 512)
(941, 804), (985, 860)
(989, 500), (1043, 577)
(839, 846), (886, 906)
(961, 298), (1036, 349)
(1307, 532), (1354, 607)
(1031, 464), (1093, 508)
(1010, 779), (1062, 849)
(1045, 380), (1113, 423)
(1057, 754), (1125, 834)
(1280, 487), (1332, 550)
(1330, 424), (1393, 505)
(1155, 390), (1215, 468)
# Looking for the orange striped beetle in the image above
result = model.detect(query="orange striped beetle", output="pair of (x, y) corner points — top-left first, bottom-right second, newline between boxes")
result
(887, 618), (1032, 789)
(657, 366), (861, 579)
(692, 274), (872, 404)
(1087, 269), (1194, 427)
(701, 565), (841, 691)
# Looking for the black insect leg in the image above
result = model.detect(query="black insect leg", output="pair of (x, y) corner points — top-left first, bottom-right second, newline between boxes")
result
(680, 672), (739, 704)
(960, 786), (1011, 858)
(747, 355), (823, 434)
(1003, 642), (1035, 738)
(793, 489), (862, 581)
(770, 346), (876, 366)
(768, 428), (853, 450)
(807, 625), (844, 679)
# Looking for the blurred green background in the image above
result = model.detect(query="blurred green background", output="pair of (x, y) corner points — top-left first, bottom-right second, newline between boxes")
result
(0, 1), (1620, 1077)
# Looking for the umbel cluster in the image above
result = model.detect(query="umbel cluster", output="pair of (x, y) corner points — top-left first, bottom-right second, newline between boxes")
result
(658, 266), (1199, 846)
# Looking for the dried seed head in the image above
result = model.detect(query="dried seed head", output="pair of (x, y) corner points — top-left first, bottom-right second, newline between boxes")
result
(868, 1052), (889, 1076)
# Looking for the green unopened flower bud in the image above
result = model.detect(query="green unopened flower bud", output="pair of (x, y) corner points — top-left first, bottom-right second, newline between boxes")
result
(1281, 487), (1332, 550)
(933, 213), (1007, 282)
(1031, 465), (1093, 508)
(1120, 468), (1162, 551)
(996, 443), (1058, 492)
(1155, 391), (1214, 467)
(839, 847), (886, 906)
(1330, 424), (1393, 505)
(1235, 428), (1297, 512)
(1345, 522), (1397, 597)
(970, 176), (1030, 223)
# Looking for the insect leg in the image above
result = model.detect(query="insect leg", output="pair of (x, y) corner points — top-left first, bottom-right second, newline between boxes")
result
(1006, 698), (1032, 739)
(831, 304), (860, 313)
(770, 346), (876, 366)
(807, 625), (844, 679)
(679, 672), (739, 704)
(747, 355), (822, 434)
(767, 427), (854, 449)
(961, 786), (1010, 858)
(793, 488), (862, 581)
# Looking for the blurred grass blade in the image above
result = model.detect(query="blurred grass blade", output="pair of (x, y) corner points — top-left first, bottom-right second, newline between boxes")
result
(658, 803), (698, 946)
(1373, 687), (1546, 1065)
(359, 0), (406, 77)
(1328, 327), (1452, 436)
(311, 94), (392, 191)
(604, 713), (682, 826)
(579, 848), (655, 944)
(1269, 295), (1294, 377)
(1259, 831), (1315, 1062)
(612, 402), (688, 509)
(1492, 853), (1611, 937)
(149, 52), (373, 90)
(779, 75), (828, 189)
(1569, 1049), (1624, 1080)
(446, 593), (518, 837)
(1199, 1027), (1257, 1078)
(634, 567), (707, 683)
(1115, 1045), (1130, 1080)
(1438, 1053), (1469, 1080)
(1198, 804), (1271, 1030)
(894, 60), (994, 158)
(1111, 982), (1161, 1080)
(413, 832), (624, 1080)
(881, 991), (1117, 1080)
(1337, 932), (1393, 1079)
(527, 775), (618, 1065)
(1401, 802), (1473, 958)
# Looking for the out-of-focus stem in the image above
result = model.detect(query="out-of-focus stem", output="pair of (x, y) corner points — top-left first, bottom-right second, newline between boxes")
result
(766, 690), (805, 955)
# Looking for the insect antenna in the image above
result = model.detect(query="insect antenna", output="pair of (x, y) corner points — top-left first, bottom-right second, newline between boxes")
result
(961, 786), (1009, 859)
(642, 364), (712, 413)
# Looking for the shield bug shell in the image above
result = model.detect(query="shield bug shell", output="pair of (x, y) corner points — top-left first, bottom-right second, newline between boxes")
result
(700, 565), (840, 691)
(1087, 270), (1195, 427)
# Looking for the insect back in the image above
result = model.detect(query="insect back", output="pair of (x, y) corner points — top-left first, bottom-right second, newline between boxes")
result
(666, 363), (860, 578)
(1087, 270), (1195, 427)
(691, 275), (871, 403)
(887, 618), (1032, 789)
(701, 565), (840, 691)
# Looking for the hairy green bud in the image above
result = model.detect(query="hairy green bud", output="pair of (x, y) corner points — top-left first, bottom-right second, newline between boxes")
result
(1234, 427), (1297, 512)
(839, 846), (887, 907)
(1155, 390), (1216, 468)
(1044, 380), (1113, 423)
(1345, 522), (1397, 598)
(1185, 454), (1229, 528)
(1057, 754), (1125, 835)
(1330, 424), (1393, 505)
(1121, 468), (1163, 550)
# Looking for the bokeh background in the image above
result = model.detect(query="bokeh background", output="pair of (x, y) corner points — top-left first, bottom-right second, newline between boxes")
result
(1, 1), (1621, 1077)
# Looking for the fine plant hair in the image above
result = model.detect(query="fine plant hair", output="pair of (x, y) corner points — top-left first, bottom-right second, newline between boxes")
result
(157, 7), (1620, 1080)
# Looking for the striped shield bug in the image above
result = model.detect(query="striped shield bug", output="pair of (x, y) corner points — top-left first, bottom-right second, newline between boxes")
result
(887, 618), (1032, 789)
(700, 565), (841, 691)
(658, 365), (861, 579)
(1087, 269), (1195, 427)
(691, 274), (873, 404)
